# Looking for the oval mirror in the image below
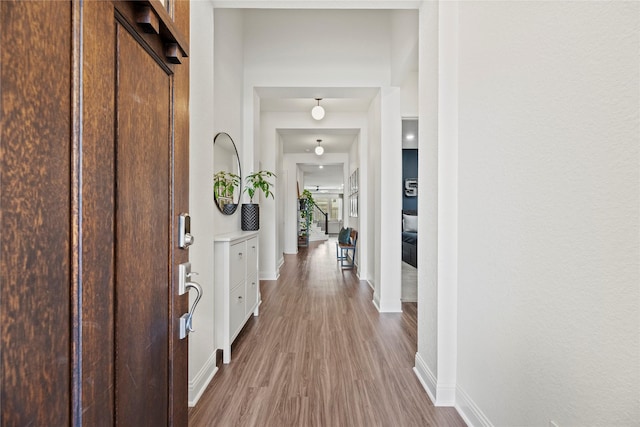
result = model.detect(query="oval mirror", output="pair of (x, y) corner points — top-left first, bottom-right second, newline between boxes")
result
(213, 132), (241, 215)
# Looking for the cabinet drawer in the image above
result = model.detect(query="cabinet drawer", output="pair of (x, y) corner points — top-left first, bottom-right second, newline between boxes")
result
(229, 283), (246, 337)
(245, 275), (258, 311)
(246, 237), (258, 277)
(229, 241), (246, 286)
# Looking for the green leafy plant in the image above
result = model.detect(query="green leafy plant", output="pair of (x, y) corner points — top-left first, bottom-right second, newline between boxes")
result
(214, 171), (240, 199)
(243, 170), (276, 203)
(299, 189), (315, 221)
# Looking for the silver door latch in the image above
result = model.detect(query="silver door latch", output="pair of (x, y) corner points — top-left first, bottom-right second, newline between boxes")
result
(179, 280), (202, 340)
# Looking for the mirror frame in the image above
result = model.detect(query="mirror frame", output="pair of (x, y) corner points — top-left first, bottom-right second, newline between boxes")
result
(213, 132), (242, 215)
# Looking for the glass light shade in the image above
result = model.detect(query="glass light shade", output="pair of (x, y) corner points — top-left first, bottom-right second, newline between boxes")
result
(315, 145), (324, 155)
(311, 105), (325, 120)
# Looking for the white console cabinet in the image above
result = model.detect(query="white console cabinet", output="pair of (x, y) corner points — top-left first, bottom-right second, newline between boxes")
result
(214, 230), (260, 363)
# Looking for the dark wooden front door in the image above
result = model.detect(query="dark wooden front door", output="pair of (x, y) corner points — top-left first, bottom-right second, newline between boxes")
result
(115, 16), (173, 426)
(1, 1), (190, 424)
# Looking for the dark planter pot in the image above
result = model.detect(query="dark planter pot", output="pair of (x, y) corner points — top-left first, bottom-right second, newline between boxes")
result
(222, 203), (238, 215)
(241, 203), (260, 231)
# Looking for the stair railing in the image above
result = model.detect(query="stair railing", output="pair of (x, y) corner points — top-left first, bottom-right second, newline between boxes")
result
(309, 199), (329, 235)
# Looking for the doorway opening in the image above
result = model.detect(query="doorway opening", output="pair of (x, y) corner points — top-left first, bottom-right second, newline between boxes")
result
(401, 118), (419, 304)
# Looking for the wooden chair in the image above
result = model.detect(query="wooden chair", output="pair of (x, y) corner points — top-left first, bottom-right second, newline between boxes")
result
(336, 229), (358, 269)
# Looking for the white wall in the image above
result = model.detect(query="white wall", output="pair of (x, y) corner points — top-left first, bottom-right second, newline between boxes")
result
(347, 134), (360, 232)
(415, 0), (440, 402)
(368, 93), (382, 304)
(276, 134), (285, 270)
(214, 9), (245, 232)
(377, 87), (403, 312)
(390, 10), (418, 87)
(401, 71), (419, 119)
(243, 9), (391, 86)
(454, 1), (640, 425)
(188, 0), (216, 406)
(188, 6), (246, 406)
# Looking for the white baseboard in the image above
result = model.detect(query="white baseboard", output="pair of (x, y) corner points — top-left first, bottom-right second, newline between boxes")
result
(260, 270), (279, 280)
(366, 280), (374, 291)
(377, 298), (403, 313)
(413, 352), (437, 404)
(189, 351), (218, 407)
(436, 383), (456, 406)
(455, 386), (493, 427)
(413, 352), (458, 407)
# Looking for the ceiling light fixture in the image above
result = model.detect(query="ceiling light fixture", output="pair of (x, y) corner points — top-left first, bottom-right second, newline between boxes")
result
(311, 98), (325, 120)
(319, 165), (324, 169)
(315, 139), (324, 156)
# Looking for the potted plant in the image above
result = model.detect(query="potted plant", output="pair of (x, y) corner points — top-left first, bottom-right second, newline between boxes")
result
(213, 171), (240, 214)
(241, 170), (276, 230)
(299, 189), (315, 222)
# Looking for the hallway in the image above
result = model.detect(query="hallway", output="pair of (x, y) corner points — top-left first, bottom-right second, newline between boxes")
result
(189, 240), (465, 426)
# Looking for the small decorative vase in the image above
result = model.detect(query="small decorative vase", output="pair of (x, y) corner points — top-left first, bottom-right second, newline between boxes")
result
(241, 203), (259, 230)
(222, 203), (238, 215)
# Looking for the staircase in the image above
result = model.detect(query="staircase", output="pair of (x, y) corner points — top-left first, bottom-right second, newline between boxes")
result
(308, 221), (329, 242)
(298, 197), (329, 247)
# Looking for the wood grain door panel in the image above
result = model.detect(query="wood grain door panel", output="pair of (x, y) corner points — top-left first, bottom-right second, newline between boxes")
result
(0, 1), (72, 424)
(1, 1), (190, 423)
(115, 18), (172, 426)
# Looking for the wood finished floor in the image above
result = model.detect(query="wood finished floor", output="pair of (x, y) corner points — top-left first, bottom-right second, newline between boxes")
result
(189, 239), (465, 427)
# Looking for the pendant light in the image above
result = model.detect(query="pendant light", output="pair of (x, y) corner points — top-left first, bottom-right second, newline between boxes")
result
(311, 98), (325, 120)
(315, 139), (324, 156)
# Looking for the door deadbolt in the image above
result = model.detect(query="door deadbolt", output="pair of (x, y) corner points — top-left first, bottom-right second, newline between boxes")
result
(178, 213), (194, 249)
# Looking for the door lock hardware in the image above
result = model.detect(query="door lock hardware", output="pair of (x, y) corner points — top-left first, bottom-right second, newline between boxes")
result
(178, 213), (194, 249)
(179, 281), (202, 339)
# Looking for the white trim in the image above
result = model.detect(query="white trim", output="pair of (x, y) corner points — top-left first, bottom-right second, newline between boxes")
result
(366, 280), (374, 291)
(435, 382), (456, 406)
(413, 352), (436, 404)
(414, 352), (457, 407)
(436, 0), (459, 407)
(455, 386), (494, 427)
(377, 297), (403, 313)
(372, 296), (381, 312)
(260, 270), (279, 280)
(188, 351), (218, 407)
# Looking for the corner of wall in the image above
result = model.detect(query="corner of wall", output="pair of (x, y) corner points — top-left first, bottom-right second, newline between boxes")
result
(455, 386), (494, 427)
(259, 269), (279, 281)
(188, 351), (218, 407)
(413, 352), (437, 404)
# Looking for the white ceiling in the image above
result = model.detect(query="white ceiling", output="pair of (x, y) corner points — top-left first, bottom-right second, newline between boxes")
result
(256, 86), (379, 111)
(246, 4), (418, 191)
(258, 87), (372, 188)
(257, 87), (377, 154)
(299, 164), (344, 192)
(278, 128), (359, 154)
(256, 89), (418, 189)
